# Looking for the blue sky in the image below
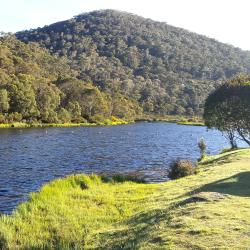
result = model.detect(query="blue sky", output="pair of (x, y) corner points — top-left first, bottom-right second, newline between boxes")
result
(1, 0), (250, 50)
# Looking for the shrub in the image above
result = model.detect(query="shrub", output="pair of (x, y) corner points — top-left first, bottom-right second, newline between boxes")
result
(57, 108), (71, 123)
(101, 173), (146, 183)
(112, 174), (146, 183)
(89, 114), (106, 124)
(7, 112), (22, 123)
(168, 159), (196, 179)
(0, 113), (6, 123)
(198, 138), (207, 161)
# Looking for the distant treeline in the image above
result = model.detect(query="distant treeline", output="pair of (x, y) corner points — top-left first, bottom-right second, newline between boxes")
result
(2, 10), (250, 123)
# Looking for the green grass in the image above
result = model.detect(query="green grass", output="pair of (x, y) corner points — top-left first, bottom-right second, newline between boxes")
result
(0, 118), (128, 129)
(0, 122), (97, 129)
(1, 149), (250, 249)
(0, 116), (203, 129)
(177, 121), (205, 126)
(135, 115), (205, 126)
(0, 122), (32, 128)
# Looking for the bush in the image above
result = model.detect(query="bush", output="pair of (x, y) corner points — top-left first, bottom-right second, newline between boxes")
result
(0, 113), (6, 123)
(57, 108), (71, 123)
(198, 138), (207, 161)
(101, 173), (146, 183)
(89, 114), (106, 124)
(168, 159), (196, 179)
(7, 112), (22, 123)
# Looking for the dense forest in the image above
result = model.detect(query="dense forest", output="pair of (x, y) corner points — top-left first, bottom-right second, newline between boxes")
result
(16, 10), (250, 118)
(0, 35), (140, 123)
(1, 10), (250, 123)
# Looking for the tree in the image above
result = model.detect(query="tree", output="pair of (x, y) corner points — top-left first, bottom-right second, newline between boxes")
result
(59, 79), (110, 121)
(204, 75), (250, 147)
(36, 83), (61, 123)
(0, 89), (9, 113)
(67, 101), (83, 122)
(7, 74), (39, 120)
(58, 108), (71, 123)
(17, 9), (250, 116)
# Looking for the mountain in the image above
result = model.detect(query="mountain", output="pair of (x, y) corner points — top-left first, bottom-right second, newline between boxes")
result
(16, 9), (250, 116)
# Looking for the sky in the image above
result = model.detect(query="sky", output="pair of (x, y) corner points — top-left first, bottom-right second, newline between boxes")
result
(1, 0), (250, 50)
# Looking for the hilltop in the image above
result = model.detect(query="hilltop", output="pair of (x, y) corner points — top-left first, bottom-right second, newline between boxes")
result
(16, 10), (250, 116)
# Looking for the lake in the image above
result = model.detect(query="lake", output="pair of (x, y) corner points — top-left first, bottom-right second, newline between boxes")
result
(0, 122), (229, 214)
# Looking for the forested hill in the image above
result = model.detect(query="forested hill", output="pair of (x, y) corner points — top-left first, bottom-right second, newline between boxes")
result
(16, 9), (250, 116)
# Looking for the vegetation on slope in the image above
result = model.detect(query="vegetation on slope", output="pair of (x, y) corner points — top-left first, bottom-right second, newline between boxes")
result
(17, 10), (250, 116)
(0, 35), (140, 124)
(1, 149), (250, 249)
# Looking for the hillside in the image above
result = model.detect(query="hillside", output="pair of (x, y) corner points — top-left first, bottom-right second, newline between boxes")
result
(1, 149), (250, 248)
(0, 35), (139, 124)
(16, 9), (250, 116)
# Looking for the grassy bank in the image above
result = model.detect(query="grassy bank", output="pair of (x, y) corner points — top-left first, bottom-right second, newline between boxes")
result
(135, 115), (204, 126)
(0, 116), (204, 129)
(177, 121), (204, 126)
(1, 149), (250, 249)
(0, 118), (129, 129)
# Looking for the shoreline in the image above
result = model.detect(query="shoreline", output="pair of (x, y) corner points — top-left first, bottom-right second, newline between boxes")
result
(176, 121), (204, 126)
(0, 148), (249, 248)
(0, 116), (204, 129)
(0, 121), (130, 129)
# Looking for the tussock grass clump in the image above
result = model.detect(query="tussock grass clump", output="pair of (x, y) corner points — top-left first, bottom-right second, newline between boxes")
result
(168, 159), (196, 179)
(101, 173), (146, 183)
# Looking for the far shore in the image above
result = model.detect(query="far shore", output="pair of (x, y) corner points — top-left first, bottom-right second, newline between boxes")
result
(0, 116), (205, 129)
(0, 121), (128, 129)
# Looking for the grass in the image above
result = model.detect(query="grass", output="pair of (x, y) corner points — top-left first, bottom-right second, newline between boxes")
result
(135, 115), (205, 126)
(0, 122), (98, 129)
(135, 115), (198, 123)
(177, 121), (205, 126)
(0, 117), (129, 129)
(1, 149), (250, 249)
(0, 116), (203, 129)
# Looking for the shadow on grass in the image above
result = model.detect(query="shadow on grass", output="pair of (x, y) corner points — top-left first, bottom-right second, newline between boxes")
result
(96, 208), (171, 249)
(194, 172), (250, 197)
(200, 151), (241, 167)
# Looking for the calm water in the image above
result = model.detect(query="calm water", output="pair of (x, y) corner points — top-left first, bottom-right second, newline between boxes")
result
(0, 122), (229, 214)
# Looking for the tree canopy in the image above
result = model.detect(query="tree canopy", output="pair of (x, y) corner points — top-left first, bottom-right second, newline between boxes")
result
(0, 35), (140, 123)
(16, 10), (250, 116)
(204, 75), (250, 147)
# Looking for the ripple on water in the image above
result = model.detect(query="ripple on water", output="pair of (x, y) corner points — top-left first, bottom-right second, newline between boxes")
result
(0, 122), (232, 214)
